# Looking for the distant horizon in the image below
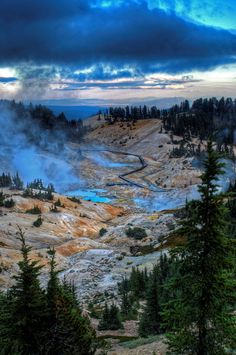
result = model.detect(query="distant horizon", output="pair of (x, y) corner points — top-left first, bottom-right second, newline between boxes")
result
(24, 95), (236, 120)
(25, 95), (236, 108)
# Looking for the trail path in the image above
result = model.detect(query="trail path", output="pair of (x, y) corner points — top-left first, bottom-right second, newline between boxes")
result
(81, 148), (168, 192)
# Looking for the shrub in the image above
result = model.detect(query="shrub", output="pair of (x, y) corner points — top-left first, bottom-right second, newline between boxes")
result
(26, 206), (41, 215)
(4, 198), (15, 208)
(0, 192), (5, 206)
(87, 302), (101, 319)
(116, 255), (124, 261)
(68, 196), (81, 204)
(0, 262), (8, 273)
(99, 228), (107, 237)
(50, 204), (60, 213)
(126, 227), (147, 240)
(33, 216), (43, 227)
(0, 192), (15, 208)
(22, 188), (33, 198)
(54, 198), (64, 207)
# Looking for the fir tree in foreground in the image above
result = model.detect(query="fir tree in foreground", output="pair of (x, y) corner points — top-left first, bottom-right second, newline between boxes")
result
(164, 141), (236, 354)
(0, 227), (47, 354)
(0, 230), (97, 355)
(44, 248), (97, 355)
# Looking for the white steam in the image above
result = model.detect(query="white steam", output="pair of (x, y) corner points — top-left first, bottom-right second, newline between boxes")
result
(0, 105), (81, 192)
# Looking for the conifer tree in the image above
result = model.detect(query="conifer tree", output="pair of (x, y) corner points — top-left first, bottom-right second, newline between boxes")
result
(98, 302), (110, 331)
(139, 265), (162, 337)
(129, 267), (146, 299)
(98, 303), (123, 331)
(45, 248), (97, 355)
(12, 172), (24, 190)
(0, 191), (5, 206)
(163, 141), (236, 354)
(109, 303), (123, 330)
(0, 292), (15, 352)
(0, 228), (47, 354)
(120, 289), (136, 320)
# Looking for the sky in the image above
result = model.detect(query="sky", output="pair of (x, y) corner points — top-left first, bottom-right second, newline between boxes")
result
(0, 0), (236, 106)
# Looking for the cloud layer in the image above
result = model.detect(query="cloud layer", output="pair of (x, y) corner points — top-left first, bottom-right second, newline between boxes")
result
(0, 1), (235, 73)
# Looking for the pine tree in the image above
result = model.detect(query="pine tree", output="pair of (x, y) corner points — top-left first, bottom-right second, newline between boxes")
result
(120, 289), (130, 318)
(98, 302), (110, 331)
(46, 247), (61, 327)
(0, 228), (47, 354)
(163, 141), (236, 354)
(139, 266), (162, 337)
(12, 172), (24, 190)
(0, 191), (5, 206)
(98, 303), (123, 331)
(0, 292), (14, 352)
(45, 248), (97, 355)
(0, 237), (97, 354)
(109, 304), (123, 330)
(129, 267), (146, 299)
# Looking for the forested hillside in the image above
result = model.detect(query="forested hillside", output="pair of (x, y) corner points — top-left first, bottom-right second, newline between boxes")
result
(0, 100), (88, 146)
(107, 97), (236, 148)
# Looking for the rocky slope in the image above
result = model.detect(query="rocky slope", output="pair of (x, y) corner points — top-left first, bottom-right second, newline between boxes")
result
(83, 117), (202, 197)
(0, 187), (177, 302)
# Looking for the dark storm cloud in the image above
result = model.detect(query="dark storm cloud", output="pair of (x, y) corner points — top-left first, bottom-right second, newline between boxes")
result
(0, 1), (236, 74)
(0, 77), (18, 83)
(0, 0), (89, 22)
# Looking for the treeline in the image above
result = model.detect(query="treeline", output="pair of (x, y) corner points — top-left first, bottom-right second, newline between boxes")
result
(162, 97), (236, 144)
(23, 186), (54, 201)
(0, 230), (97, 354)
(24, 179), (55, 201)
(26, 179), (55, 192)
(106, 97), (236, 146)
(0, 172), (83, 208)
(0, 172), (57, 207)
(0, 100), (89, 146)
(105, 105), (161, 121)
(0, 172), (24, 190)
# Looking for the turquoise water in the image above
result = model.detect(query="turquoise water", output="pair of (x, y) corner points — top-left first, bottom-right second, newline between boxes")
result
(104, 162), (132, 168)
(90, 152), (139, 169)
(66, 188), (111, 203)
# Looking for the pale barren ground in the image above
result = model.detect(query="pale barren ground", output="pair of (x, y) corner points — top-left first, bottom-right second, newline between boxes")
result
(107, 340), (168, 355)
(84, 117), (202, 189)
